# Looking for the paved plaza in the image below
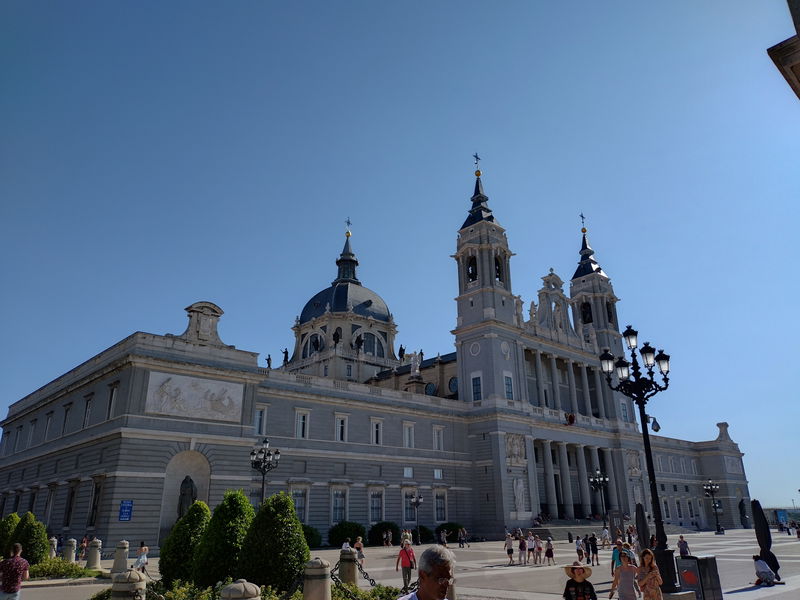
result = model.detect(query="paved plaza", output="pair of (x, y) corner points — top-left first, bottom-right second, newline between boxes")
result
(19, 529), (800, 600)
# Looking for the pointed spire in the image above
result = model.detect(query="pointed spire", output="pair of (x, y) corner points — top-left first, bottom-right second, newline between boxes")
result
(334, 222), (361, 285)
(461, 158), (496, 229)
(572, 224), (607, 279)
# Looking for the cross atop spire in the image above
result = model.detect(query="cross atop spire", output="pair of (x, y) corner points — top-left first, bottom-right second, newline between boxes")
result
(461, 154), (496, 229)
(580, 212), (586, 228)
(473, 152), (481, 170)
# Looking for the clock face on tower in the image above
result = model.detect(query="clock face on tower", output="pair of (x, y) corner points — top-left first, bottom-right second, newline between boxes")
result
(448, 377), (458, 394)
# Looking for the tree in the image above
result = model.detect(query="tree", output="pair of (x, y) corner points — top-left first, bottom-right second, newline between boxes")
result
(0, 514), (20, 558)
(238, 493), (310, 590)
(159, 500), (211, 586)
(191, 490), (254, 587)
(12, 512), (49, 565)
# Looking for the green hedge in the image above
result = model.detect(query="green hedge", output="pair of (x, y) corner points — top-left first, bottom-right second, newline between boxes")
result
(434, 522), (463, 544)
(367, 521), (400, 547)
(417, 525), (434, 544)
(327, 521), (366, 548)
(12, 512), (49, 565)
(192, 490), (255, 587)
(0, 514), (20, 558)
(303, 524), (322, 548)
(159, 501), (211, 586)
(29, 557), (94, 579)
(238, 493), (310, 590)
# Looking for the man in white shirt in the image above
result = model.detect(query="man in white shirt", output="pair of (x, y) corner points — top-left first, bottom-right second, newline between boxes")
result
(753, 555), (775, 586)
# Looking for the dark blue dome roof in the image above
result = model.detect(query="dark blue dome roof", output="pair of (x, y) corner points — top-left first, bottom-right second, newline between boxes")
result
(299, 282), (390, 324)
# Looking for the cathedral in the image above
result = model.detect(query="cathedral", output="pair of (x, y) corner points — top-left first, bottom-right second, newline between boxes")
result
(0, 168), (751, 545)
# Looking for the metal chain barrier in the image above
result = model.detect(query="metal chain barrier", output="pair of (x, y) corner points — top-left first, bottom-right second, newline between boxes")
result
(330, 570), (363, 600)
(279, 567), (306, 600)
(355, 559), (377, 587)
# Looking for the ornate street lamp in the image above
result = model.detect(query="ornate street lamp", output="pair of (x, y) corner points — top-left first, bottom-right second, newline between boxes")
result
(250, 438), (281, 504)
(410, 493), (423, 545)
(703, 479), (722, 534)
(588, 469), (609, 527)
(600, 325), (676, 592)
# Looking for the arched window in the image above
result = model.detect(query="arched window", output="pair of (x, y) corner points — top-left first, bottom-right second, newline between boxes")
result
(495, 256), (504, 282)
(466, 256), (478, 282)
(581, 302), (593, 324)
(362, 332), (384, 357)
(606, 302), (615, 324)
(302, 333), (324, 359)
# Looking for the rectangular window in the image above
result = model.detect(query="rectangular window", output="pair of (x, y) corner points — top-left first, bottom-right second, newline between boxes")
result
(620, 401), (629, 422)
(292, 489), (307, 523)
(471, 377), (482, 402)
(403, 423), (415, 448)
(106, 384), (118, 420)
(324, 365), (329, 377)
(44, 487), (55, 526)
(0, 496), (5, 516)
(371, 419), (382, 445)
(44, 413), (53, 441)
(27, 489), (37, 514)
(685, 485), (689, 493)
(403, 467), (413, 479)
(369, 490), (383, 523)
(27, 420), (36, 448)
(14, 426), (23, 452)
(688, 501), (695, 518)
(433, 426), (444, 451)
(12, 494), (20, 514)
(346, 364), (352, 377)
(663, 499), (671, 520)
(435, 492), (446, 522)
(404, 491), (416, 522)
(87, 480), (102, 527)
(254, 407), (266, 436)
(675, 499), (683, 519)
(295, 410), (309, 439)
(660, 484), (665, 491)
(673, 485), (678, 492)
(433, 468), (443, 480)
(332, 489), (346, 524)
(335, 415), (348, 442)
(83, 395), (93, 428)
(62, 404), (72, 436)
(64, 485), (77, 526)
(504, 376), (514, 400)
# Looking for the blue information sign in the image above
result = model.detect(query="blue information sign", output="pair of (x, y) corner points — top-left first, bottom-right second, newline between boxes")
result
(119, 500), (134, 521)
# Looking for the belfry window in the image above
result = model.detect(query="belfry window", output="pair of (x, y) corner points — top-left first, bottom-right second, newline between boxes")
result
(362, 332), (384, 357)
(302, 333), (324, 359)
(606, 302), (615, 324)
(581, 302), (593, 324)
(495, 256), (504, 282)
(466, 256), (478, 282)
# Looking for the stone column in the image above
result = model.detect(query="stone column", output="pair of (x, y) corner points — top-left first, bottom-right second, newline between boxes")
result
(48, 537), (57, 559)
(580, 365), (592, 417)
(491, 431), (510, 526)
(558, 442), (575, 519)
(602, 448), (621, 511)
(541, 440), (558, 518)
(593, 368), (607, 419)
(567, 359), (579, 414)
(64, 538), (76, 563)
(304, 558), (332, 600)
(85, 539), (102, 570)
(524, 435), (542, 517)
(339, 548), (358, 585)
(111, 570), (146, 598)
(534, 350), (546, 407)
(575, 445), (591, 519)
(221, 579), (261, 600)
(549, 355), (561, 410)
(112, 540), (129, 574)
(589, 446), (602, 514)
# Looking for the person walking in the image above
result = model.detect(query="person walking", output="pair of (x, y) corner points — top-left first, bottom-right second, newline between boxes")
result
(601, 527), (610, 549)
(563, 561), (597, 600)
(534, 535), (544, 565)
(518, 534), (528, 565)
(589, 533), (599, 566)
(545, 536), (556, 566)
(677, 536), (690, 558)
(576, 536), (585, 562)
(132, 541), (148, 574)
(504, 533), (515, 565)
(395, 540), (417, 591)
(609, 553), (641, 600)
(353, 536), (366, 567)
(79, 536), (88, 562)
(526, 531), (536, 564)
(611, 539), (624, 576)
(637, 549), (662, 600)
(0, 543), (29, 600)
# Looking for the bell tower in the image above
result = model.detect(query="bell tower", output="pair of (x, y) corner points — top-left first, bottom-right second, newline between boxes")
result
(453, 161), (526, 405)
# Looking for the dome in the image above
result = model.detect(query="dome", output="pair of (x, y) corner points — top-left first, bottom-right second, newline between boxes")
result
(299, 282), (390, 325)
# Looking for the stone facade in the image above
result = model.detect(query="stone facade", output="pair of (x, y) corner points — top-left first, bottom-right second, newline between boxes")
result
(0, 172), (751, 545)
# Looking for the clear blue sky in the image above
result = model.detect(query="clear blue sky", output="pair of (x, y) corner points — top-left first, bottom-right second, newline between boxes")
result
(2, 1), (798, 507)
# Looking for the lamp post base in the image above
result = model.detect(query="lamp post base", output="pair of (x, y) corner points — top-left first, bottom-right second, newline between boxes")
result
(654, 547), (680, 594)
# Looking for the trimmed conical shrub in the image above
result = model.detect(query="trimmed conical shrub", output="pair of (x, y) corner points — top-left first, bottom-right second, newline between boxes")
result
(12, 512), (49, 565)
(0, 514), (20, 558)
(158, 500), (211, 586)
(191, 490), (254, 587)
(238, 492), (310, 590)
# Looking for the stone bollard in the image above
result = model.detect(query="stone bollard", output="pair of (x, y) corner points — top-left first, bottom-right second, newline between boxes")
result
(48, 537), (57, 559)
(86, 538), (102, 570)
(338, 548), (358, 586)
(112, 540), (129, 574)
(304, 558), (331, 600)
(64, 538), (77, 563)
(111, 569), (146, 599)
(221, 578), (261, 600)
